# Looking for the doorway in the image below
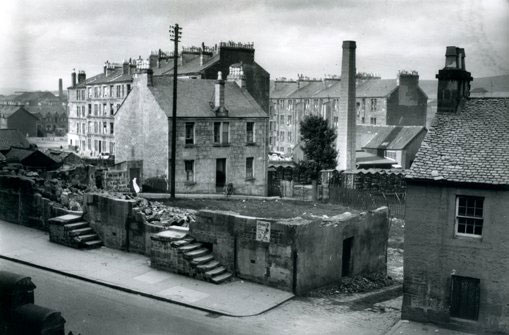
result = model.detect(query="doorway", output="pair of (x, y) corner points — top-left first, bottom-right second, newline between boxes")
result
(342, 237), (354, 277)
(450, 275), (480, 320)
(216, 158), (226, 192)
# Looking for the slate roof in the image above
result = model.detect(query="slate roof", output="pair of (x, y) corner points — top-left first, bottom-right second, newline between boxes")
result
(0, 129), (31, 151)
(356, 79), (397, 98)
(152, 53), (220, 76)
(363, 126), (426, 150)
(149, 77), (267, 118)
(0, 105), (25, 118)
(270, 78), (401, 100)
(270, 81), (299, 99)
(5, 147), (35, 162)
(24, 105), (66, 118)
(73, 68), (134, 88)
(407, 98), (509, 185)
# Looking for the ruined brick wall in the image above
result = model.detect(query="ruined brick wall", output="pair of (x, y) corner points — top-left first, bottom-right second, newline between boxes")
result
(0, 175), (80, 230)
(402, 183), (509, 334)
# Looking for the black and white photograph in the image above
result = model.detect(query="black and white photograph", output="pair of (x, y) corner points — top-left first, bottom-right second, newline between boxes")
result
(0, 0), (508, 334)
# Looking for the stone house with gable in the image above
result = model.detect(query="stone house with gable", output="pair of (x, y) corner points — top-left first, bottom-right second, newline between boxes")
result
(403, 46), (509, 334)
(114, 65), (268, 195)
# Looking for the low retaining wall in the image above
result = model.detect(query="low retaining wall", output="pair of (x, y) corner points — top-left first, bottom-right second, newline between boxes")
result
(190, 207), (389, 295)
(83, 193), (165, 255)
(0, 175), (80, 230)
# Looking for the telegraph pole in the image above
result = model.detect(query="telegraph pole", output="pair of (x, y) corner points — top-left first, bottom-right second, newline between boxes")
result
(169, 24), (181, 198)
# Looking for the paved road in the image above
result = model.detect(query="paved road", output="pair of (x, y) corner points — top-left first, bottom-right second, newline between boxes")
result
(0, 259), (400, 335)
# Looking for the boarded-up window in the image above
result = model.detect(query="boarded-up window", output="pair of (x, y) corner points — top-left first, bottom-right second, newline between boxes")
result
(246, 157), (254, 179)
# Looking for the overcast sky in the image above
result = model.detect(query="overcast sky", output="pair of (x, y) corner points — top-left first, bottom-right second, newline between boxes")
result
(1, 0), (508, 92)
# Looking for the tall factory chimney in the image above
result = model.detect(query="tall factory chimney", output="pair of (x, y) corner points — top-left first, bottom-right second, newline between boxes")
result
(336, 41), (357, 171)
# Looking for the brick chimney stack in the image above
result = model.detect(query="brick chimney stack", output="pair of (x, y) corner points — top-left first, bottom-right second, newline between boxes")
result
(436, 46), (473, 113)
(336, 41), (357, 171)
(71, 70), (76, 87)
(58, 78), (63, 97)
(213, 71), (228, 117)
(77, 71), (86, 84)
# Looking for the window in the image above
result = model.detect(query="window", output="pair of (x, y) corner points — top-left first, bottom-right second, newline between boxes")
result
(116, 85), (121, 98)
(288, 131), (292, 142)
(82, 106), (85, 117)
(109, 142), (114, 154)
(88, 104), (92, 115)
(94, 122), (98, 134)
(82, 123), (85, 134)
(456, 196), (484, 237)
(287, 115), (292, 125)
(384, 150), (397, 160)
(94, 104), (98, 116)
(76, 124), (79, 134)
(88, 138), (91, 150)
(110, 104), (114, 115)
(279, 115), (284, 124)
(214, 122), (221, 143)
(88, 88), (92, 98)
(103, 122), (107, 134)
(246, 157), (254, 179)
(185, 160), (194, 182)
(279, 131), (285, 142)
(333, 116), (339, 127)
(213, 122), (229, 144)
(246, 122), (255, 143)
(370, 117), (377, 125)
(103, 104), (107, 116)
(185, 122), (194, 145)
(370, 98), (377, 112)
(109, 85), (114, 97)
(110, 123), (114, 135)
(127, 84), (131, 93)
(94, 87), (98, 98)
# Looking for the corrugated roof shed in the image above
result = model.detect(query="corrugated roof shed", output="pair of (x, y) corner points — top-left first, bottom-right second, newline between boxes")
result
(149, 77), (267, 118)
(0, 129), (31, 151)
(407, 98), (509, 185)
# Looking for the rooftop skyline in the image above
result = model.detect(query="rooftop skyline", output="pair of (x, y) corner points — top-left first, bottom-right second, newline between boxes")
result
(1, 0), (508, 92)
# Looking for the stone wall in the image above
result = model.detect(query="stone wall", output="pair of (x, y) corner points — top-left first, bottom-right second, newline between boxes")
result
(402, 183), (509, 334)
(83, 193), (165, 254)
(0, 175), (81, 230)
(189, 207), (389, 294)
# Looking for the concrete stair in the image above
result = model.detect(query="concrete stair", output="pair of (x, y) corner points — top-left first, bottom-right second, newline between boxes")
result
(48, 214), (102, 250)
(152, 231), (233, 285)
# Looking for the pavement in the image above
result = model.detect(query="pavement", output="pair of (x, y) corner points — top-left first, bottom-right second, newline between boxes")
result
(0, 220), (294, 317)
(386, 320), (476, 335)
(140, 192), (282, 201)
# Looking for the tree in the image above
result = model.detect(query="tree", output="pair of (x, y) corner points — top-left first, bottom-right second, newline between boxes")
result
(297, 115), (337, 179)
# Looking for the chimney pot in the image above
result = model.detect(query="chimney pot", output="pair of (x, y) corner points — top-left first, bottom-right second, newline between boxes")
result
(71, 70), (76, 87)
(214, 72), (227, 117)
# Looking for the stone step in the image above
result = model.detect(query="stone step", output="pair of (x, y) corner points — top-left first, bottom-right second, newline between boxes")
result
(63, 221), (89, 230)
(196, 260), (220, 272)
(74, 234), (98, 242)
(69, 227), (93, 236)
(205, 266), (226, 278)
(210, 272), (232, 284)
(183, 237), (195, 243)
(48, 214), (83, 225)
(190, 254), (215, 265)
(184, 248), (209, 259)
(171, 239), (190, 247)
(84, 240), (102, 249)
(178, 243), (202, 253)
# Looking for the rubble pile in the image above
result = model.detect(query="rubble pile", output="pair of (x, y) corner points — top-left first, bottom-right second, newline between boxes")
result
(308, 272), (394, 297)
(133, 199), (196, 228)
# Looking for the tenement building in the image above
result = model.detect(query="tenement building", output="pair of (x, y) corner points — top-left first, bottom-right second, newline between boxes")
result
(67, 61), (136, 156)
(269, 71), (428, 155)
(114, 65), (268, 195)
(403, 46), (509, 333)
(68, 41), (269, 157)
